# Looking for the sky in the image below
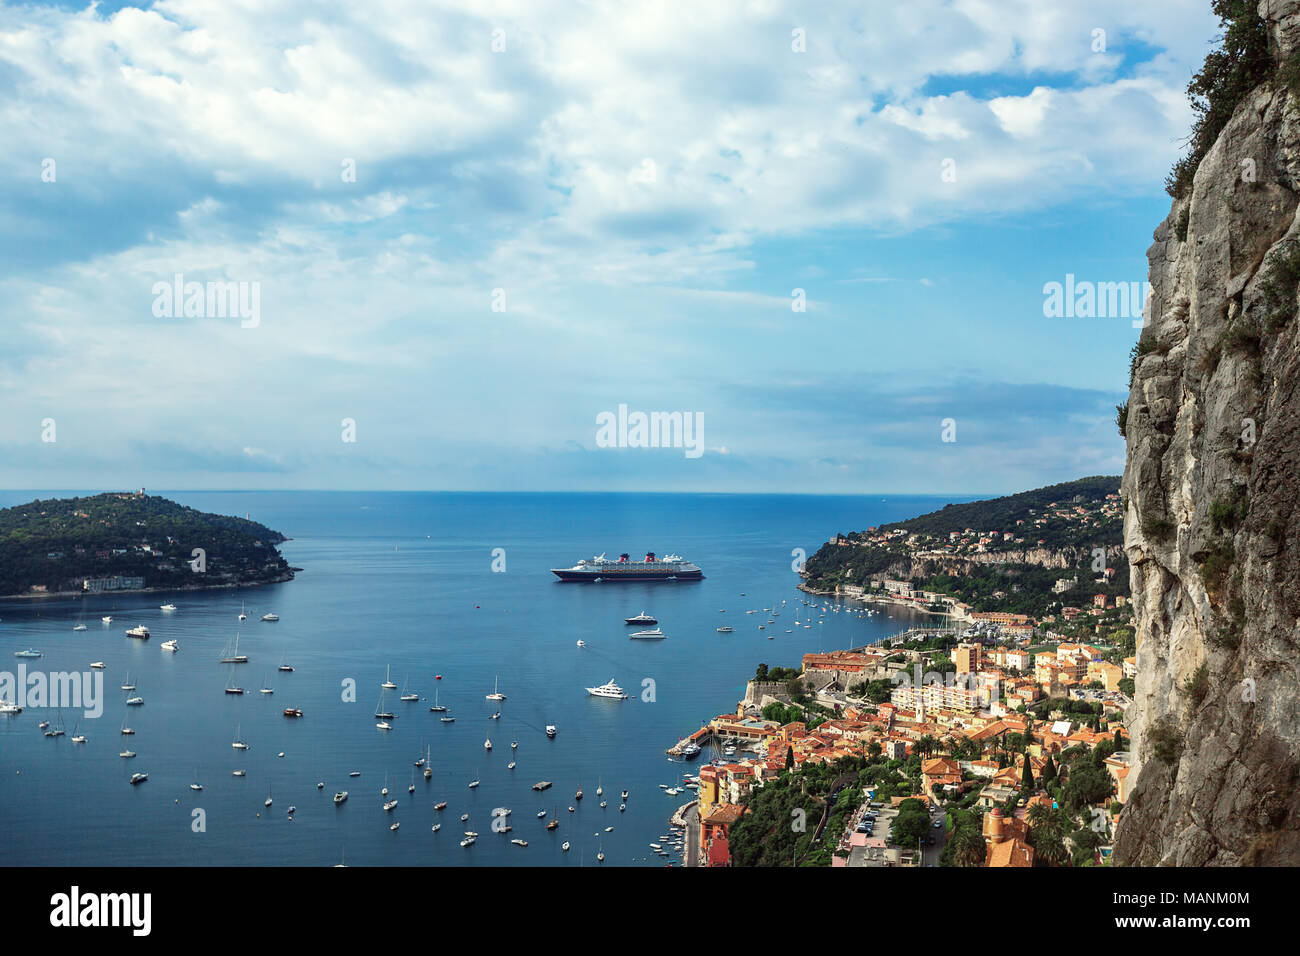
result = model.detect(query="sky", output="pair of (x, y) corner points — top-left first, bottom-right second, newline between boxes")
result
(0, 0), (1223, 494)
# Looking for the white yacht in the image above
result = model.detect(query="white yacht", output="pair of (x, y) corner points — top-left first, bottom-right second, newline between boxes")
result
(90, 661), (105, 669)
(160, 639), (178, 652)
(101, 616), (113, 624)
(546, 725), (557, 738)
(73, 624), (88, 632)
(486, 676), (506, 701)
(381, 665), (397, 690)
(0, 699), (21, 715)
(629, 628), (665, 639)
(261, 613), (278, 622)
(586, 678), (629, 700)
(160, 604), (177, 611)
(125, 625), (150, 639)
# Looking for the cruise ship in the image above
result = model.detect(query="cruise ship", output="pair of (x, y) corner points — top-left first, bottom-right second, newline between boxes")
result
(551, 552), (703, 582)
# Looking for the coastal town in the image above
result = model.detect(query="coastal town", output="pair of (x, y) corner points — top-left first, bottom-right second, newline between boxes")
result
(669, 479), (1138, 868)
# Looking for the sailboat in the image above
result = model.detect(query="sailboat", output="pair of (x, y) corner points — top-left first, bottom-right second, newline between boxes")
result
(220, 632), (248, 664)
(382, 665), (397, 690)
(190, 768), (203, 791)
(120, 673), (135, 691)
(374, 689), (394, 720)
(70, 717), (87, 743)
(484, 735), (492, 751)
(278, 656), (294, 673)
(265, 786), (272, 808)
(260, 675), (274, 695)
(399, 677), (418, 702)
(44, 710), (65, 737)
(429, 687), (446, 713)
(232, 723), (249, 750)
(120, 714), (134, 735)
(381, 774), (389, 797)
(423, 745), (433, 779)
(486, 676), (506, 701)
(238, 602), (247, 622)
(408, 770), (415, 794)
(225, 667), (244, 695)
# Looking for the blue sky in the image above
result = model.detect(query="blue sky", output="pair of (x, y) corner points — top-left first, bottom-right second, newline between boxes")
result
(0, 0), (1220, 493)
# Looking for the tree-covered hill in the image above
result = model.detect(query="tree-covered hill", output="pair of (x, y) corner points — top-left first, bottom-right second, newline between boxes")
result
(0, 492), (293, 597)
(883, 476), (1120, 540)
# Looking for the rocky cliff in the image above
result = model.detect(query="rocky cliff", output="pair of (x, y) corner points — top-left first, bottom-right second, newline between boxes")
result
(1114, 0), (1300, 865)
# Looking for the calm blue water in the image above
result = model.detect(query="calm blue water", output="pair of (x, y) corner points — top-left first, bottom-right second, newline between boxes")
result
(0, 491), (958, 866)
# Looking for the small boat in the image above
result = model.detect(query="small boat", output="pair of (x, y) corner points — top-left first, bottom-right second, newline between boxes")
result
(374, 689), (394, 720)
(510, 741), (518, 750)
(461, 813), (470, 822)
(70, 718), (87, 744)
(259, 676), (274, 695)
(486, 676), (506, 702)
(13, 649), (41, 659)
(511, 839), (528, 847)
(74, 624), (88, 632)
(160, 639), (178, 652)
(576, 640), (586, 647)
(283, 708), (303, 718)
(160, 604), (177, 611)
(120, 673), (136, 691)
(716, 626), (734, 633)
(381, 665), (397, 690)
(120, 716), (134, 735)
(265, 787), (273, 808)
(460, 835), (476, 847)
(287, 806), (295, 815)
(102, 616), (114, 624)
(233, 770), (246, 777)
(334, 791), (348, 804)
(408, 771), (415, 794)
(317, 782), (324, 789)
(261, 613), (279, 622)
(389, 822), (400, 831)
(507, 761), (516, 770)
(468, 779), (480, 789)
(428, 687), (446, 712)
(376, 721), (391, 730)
(232, 724), (249, 749)
(484, 738), (492, 751)
(434, 802), (447, 811)
(383, 800), (398, 812)
(619, 804), (626, 812)
(621, 790), (629, 800)
(125, 625), (150, 639)
(399, 678), (418, 702)
(533, 781), (552, 791)
(432, 823), (442, 832)
(90, 661), (105, 669)
(120, 750), (136, 758)
(349, 771), (361, 777)
(562, 842), (570, 852)
(278, 657), (294, 672)
(440, 715), (455, 723)
(130, 772), (148, 785)
(125, 695), (144, 706)
(546, 725), (557, 739)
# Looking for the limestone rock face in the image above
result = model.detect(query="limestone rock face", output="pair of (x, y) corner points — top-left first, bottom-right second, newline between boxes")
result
(1114, 0), (1300, 866)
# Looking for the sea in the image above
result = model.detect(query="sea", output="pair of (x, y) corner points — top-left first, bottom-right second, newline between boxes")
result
(0, 491), (966, 867)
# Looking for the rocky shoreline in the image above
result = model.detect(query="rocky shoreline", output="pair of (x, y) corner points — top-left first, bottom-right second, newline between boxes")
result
(0, 569), (298, 602)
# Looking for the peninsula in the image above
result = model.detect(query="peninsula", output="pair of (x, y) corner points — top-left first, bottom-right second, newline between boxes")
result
(0, 490), (295, 598)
